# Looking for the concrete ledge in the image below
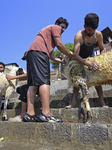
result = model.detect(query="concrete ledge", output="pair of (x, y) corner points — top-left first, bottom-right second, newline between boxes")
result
(0, 122), (111, 150)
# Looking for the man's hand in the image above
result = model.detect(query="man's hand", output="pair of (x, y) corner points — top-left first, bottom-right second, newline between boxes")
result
(6, 75), (15, 81)
(86, 61), (99, 72)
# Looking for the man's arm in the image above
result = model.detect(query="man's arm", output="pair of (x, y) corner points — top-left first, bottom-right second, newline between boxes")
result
(54, 37), (73, 59)
(97, 31), (105, 54)
(6, 73), (27, 81)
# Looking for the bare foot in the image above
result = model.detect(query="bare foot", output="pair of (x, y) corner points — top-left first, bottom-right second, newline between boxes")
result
(65, 105), (72, 109)
(65, 105), (76, 109)
(101, 103), (109, 108)
(102, 105), (109, 108)
(18, 115), (22, 119)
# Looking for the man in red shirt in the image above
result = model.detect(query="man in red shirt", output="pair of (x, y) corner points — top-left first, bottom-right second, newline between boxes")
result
(23, 17), (72, 122)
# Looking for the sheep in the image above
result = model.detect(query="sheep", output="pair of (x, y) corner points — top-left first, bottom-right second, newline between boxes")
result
(0, 67), (26, 121)
(62, 49), (112, 123)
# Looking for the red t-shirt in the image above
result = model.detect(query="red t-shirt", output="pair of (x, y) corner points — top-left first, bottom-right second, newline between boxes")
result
(28, 25), (61, 57)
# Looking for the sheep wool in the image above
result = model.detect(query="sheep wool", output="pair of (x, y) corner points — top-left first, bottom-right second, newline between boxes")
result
(0, 67), (23, 121)
(0, 73), (9, 95)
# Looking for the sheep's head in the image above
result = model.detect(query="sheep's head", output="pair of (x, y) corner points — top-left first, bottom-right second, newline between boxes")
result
(59, 51), (86, 87)
(16, 67), (25, 75)
(59, 50), (73, 65)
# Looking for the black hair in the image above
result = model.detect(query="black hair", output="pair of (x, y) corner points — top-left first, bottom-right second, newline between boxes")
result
(55, 17), (69, 28)
(84, 13), (99, 29)
(0, 62), (5, 68)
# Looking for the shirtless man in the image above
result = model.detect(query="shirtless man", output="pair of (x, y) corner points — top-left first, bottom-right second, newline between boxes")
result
(66, 13), (108, 109)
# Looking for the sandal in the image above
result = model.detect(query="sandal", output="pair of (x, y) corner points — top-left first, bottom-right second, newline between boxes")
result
(38, 112), (62, 123)
(23, 112), (39, 122)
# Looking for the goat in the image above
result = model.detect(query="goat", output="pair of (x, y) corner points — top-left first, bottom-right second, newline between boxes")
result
(0, 67), (26, 121)
(62, 49), (112, 123)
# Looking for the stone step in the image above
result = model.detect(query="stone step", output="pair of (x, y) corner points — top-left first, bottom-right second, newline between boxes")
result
(0, 121), (111, 150)
(7, 84), (112, 107)
(0, 107), (112, 124)
(3, 96), (112, 111)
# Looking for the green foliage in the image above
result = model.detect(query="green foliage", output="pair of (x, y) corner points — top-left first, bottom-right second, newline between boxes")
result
(50, 43), (74, 70)
(65, 43), (74, 51)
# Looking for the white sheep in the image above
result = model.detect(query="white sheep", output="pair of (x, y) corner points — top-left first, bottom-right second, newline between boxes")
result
(0, 67), (26, 121)
(62, 49), (112, 123)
